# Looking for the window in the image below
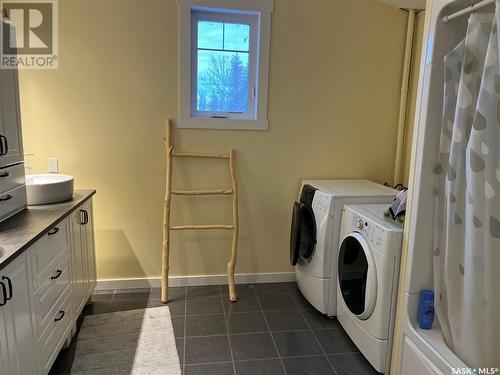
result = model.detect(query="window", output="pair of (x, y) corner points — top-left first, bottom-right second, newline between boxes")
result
(193, 13), (254, 117)
(178, 0), (273, 130)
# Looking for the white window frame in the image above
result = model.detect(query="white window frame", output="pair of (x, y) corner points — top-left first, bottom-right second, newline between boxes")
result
(178, 0), (273, 130)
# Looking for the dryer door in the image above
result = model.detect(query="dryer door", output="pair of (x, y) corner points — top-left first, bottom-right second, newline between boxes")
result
(338, 232), (377, 320)
(290, 201), (317, 265)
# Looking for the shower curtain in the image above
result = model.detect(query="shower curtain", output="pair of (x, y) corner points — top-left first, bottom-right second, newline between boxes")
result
(434, 6), (500, 368)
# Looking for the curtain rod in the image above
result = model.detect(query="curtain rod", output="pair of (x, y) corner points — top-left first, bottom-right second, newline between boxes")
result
(442, 0), (495, 22)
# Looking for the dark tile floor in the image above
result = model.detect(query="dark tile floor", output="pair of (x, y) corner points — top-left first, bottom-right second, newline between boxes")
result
(50, 283), (379, 375)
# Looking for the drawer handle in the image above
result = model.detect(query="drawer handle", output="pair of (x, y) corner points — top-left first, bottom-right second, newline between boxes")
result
(0, 281), (7, 306)
(0, 136), (7, 156)
(0, 194), (12, 202)
(48, 227), (59, 235)
(54, 310), (65, 322)
(1, 276), (12, 302)
(80, 209), (89, 225)
(0, 171), (9, 177)
(50, 269), (62, 280)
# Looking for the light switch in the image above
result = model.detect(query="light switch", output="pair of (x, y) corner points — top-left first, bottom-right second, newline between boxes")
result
(48, 158), (59, 173)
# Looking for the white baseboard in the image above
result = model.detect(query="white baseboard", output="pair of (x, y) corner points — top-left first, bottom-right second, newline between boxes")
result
(95, 272), (296, 291)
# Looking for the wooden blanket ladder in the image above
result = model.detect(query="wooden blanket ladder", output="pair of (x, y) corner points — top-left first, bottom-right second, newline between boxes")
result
(161, 119), (239, 303)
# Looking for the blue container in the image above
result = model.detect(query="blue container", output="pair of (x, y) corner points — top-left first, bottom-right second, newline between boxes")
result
(418, 289), (435, 330)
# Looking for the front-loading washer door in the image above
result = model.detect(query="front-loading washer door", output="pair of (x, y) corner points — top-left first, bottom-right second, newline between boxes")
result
(290, 201), (317, 265)
(338, 232), (377, 320)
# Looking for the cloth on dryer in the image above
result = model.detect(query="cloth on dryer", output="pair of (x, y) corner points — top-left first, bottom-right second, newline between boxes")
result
(384, 189), (407, 224)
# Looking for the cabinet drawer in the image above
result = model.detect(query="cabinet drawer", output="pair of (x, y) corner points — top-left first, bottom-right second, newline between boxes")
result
(38, 287), (73, 373)
(31, 218), (69, 290)
(34, 254), (71, 334)
(0, 184), (26, 221)
(0, 163), (24, 193)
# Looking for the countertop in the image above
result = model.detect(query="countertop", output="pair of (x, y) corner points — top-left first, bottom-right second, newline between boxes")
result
(0, 190), (96, 270)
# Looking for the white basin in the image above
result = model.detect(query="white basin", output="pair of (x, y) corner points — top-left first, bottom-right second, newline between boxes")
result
(26, 174), (74, 205)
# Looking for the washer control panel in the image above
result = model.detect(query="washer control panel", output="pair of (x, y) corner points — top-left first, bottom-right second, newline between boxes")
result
(342, 205), (403, 257)
(350, 213), (385, 250)
(312, 191), (332, 216)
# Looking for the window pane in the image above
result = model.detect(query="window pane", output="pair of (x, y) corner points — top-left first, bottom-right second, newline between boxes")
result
(198, 21), (223, 49)
(224, 23), (250, 52)
(197, 50), (249, 113)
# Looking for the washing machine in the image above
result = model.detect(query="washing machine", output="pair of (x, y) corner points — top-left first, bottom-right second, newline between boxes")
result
(290, 180), (396, 316)
(336, 204), (403, 373)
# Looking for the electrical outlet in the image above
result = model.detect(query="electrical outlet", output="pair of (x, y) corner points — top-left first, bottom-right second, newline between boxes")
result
(48, 158), (59, 173)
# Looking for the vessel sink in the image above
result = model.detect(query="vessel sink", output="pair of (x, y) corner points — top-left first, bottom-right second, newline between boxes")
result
(26, 174), (74, 205)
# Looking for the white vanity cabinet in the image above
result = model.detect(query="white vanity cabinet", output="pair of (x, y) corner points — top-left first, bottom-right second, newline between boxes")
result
(31, 218), (74, 374)
(0, 253), (38, 375)
(70, 199), (97, 316)
(0, 194), (97, 375)
(82, 200), (97, 295)
(70, 208), (86, 315)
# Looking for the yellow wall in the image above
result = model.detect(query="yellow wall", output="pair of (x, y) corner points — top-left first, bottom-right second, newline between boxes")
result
(19, 0), (409, 280)
(402, 10), (426, 186)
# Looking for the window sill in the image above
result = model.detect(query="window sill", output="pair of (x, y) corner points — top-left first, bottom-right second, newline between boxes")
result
(178, 117), (268, 131)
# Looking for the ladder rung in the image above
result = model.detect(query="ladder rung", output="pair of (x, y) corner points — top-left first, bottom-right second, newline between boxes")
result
(172, 189), (233, 196)
(170, 225), (234, 230)
(172, 152), (230, 159)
